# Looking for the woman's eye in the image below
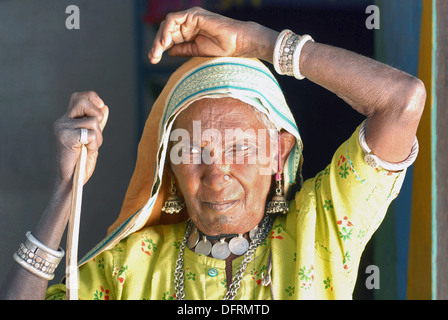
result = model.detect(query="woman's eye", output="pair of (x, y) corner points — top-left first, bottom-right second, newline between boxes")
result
(181, 146), (200, 154)
(234, 144), (249, 152)
(232, 144), (258, 155)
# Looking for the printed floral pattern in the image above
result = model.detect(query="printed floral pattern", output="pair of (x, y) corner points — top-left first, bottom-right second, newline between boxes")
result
(93, 286), (110, 300)
(337, 216), (354, 242)
(298, 265), (314, 290)
(323, 277), (333, 291)
(250, 265), (268, 286)
(338, 155), (351, 179)
(113, 265), (128, 286)
(141, 235), (158, 256)
(162, 291), (175, 300)
(285, 285), (295, 296)
(323, 199), (334, 211)
(185, 267), (196, 281)
(97, 257), (105, 269)
(269, 223), (285, 240)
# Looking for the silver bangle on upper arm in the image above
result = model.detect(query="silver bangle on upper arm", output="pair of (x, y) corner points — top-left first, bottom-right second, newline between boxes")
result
(358, 120), (419, 171)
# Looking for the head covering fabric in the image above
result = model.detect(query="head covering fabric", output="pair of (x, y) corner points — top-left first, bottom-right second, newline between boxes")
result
(79, 57), (303, 265)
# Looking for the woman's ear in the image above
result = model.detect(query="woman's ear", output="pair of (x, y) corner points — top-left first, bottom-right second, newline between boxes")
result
(265, 131), (296, 176)
(279, 131), (296, 171)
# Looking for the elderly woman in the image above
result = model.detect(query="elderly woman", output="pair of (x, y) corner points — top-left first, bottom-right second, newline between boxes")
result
(1, 7), (424, 300)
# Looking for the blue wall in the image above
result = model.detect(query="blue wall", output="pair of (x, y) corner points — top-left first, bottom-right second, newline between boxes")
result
(373, 0), (422, 300)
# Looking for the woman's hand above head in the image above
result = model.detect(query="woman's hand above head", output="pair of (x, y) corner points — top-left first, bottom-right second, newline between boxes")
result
(148, 6), (278, 64)
(53, 91), (109, 186)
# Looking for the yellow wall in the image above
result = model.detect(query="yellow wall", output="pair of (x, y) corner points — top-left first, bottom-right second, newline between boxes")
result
(407, 0), (434, 300)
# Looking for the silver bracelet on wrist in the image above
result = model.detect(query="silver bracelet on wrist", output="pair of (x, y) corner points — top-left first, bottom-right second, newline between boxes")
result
(273, 29), (290, 75)
(359, 120), (419, 172)
(273, 29), (314, 79)
(13, 231), (65, 280)
(293, 34), (314, 80)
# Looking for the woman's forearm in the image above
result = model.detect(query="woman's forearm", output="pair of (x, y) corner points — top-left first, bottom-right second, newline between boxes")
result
(251, 23), (422, 118)
(34, 179), (73, 249)
(299, 41), (423, 118)
(0, 179), (73, 300)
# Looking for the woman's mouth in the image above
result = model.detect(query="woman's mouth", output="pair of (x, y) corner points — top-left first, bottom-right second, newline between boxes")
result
(203, 200), (239, 212)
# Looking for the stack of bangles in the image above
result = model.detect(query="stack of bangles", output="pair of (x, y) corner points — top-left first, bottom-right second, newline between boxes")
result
(13, 231), (64, 281)
(273, 29), (314, 80)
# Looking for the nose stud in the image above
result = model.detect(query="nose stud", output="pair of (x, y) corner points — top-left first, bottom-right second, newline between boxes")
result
(224, 175), (230, 181)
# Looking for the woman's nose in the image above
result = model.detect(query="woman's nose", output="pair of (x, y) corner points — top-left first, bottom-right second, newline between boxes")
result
(201, 164), (232, 191)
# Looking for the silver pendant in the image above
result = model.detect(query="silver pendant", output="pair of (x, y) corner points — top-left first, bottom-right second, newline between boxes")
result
(187, 227), (199, 249)
(195, 236), (212, 255)
(229, 234), (249, 256)
(211, 237), (231, 260)
(249, 226), (258, 241)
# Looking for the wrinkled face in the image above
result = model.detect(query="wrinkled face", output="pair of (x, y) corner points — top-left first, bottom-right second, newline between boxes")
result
(169, 97), (279, 235)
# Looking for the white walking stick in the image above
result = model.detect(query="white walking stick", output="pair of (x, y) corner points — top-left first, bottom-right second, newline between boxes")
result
(66, 130), (88, 300)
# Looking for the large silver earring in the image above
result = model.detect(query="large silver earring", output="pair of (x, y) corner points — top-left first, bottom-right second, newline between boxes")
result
(161, 178), (185, 214)
(266, 173), (289, 214)
(266, 131), (289, 215)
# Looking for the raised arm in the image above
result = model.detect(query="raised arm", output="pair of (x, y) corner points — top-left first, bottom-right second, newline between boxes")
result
(149, 7), (425, 164)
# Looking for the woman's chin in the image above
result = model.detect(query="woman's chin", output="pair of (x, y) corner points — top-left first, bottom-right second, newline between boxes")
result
(192, 201), (262, 236)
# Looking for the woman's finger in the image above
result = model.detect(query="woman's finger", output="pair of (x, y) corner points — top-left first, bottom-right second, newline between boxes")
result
(55, 116), (104, 152)
(69, 91), (104, 110)
(149, 20), (166, 63)
(67, 91), (106, 126)
(57, 127), (99, 154)
(73, 117), (104, 150)
(167, 41), (198, 58)
(98, 104), (109, 132)
(162, 10), (191, 46)
(149, 8), (198, 63)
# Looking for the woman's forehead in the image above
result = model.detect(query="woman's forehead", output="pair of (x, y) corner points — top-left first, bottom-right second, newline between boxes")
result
(173, 97), (266, 131)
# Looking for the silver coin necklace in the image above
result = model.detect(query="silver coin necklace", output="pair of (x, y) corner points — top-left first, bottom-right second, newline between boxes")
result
(174, 214), (275, 300)
(187, 226), (257, 259)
